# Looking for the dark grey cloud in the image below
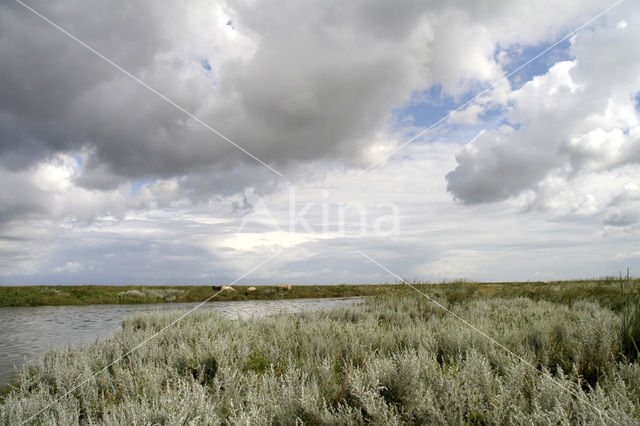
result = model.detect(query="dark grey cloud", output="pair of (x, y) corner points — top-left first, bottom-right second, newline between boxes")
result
(446, 129), (562, 204)
(4, 0), (636, 285)
(602, 182), (640, 227)
(2, 0), (426, 189)
(1, 0), (605, 198)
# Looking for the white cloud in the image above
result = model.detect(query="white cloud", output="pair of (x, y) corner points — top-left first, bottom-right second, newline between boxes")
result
(1, 0), (639, 285)
(447, 7), (640, 216)
(51, 262), (83, 274)
(449, 104), (484, 125)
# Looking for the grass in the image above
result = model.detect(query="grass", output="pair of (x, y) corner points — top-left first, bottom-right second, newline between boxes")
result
(411, 277), (640, 313)
(1, 279), (639, 424)
(1, 278), (637, 309)
(0, 284), (394, 308)
(620, 295), (640, 362)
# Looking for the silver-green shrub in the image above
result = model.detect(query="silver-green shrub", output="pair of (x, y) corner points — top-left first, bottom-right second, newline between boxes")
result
(117, 288), (186, 302)
(1, 293), (638, 425)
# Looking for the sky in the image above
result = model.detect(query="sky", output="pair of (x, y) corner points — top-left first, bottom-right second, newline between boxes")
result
(1, 0), (639, 286)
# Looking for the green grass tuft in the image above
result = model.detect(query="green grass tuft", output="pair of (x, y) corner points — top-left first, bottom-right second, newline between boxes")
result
(620, 295), (640, 362)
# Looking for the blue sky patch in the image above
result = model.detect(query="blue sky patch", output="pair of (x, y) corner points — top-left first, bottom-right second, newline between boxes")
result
(635, 92), (640, 112)
(497, 38), (573, 90)
(394, 85), (465, 128)
(74, 154), (84, 167)
(392, 39), (573, 145)
(393, 84), (505, 144)
(200, 58), (212, 71)
(131, 179), (155, 195)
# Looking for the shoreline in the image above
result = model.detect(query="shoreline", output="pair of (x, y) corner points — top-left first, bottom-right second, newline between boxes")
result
(0, 297), (367, 391)
(2, 282), (638, 423)
(0, 284), (392, 308)
(0, 278), (637, 309)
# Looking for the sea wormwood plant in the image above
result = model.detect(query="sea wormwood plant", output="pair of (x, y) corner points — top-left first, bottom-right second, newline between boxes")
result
(1, 293), (639, 424)
(620, 292), (640, 363)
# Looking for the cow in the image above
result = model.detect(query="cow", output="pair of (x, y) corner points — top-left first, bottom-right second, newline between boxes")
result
(275, 284), (291, 291)
(247, 286), (257, 292)
(212, 285), (235, 292)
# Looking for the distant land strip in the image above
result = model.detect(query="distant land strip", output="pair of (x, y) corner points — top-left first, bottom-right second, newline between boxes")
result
(0, 278), (637, 309)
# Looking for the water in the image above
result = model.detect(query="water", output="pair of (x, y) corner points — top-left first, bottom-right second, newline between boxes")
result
(0, 297), (363, 387)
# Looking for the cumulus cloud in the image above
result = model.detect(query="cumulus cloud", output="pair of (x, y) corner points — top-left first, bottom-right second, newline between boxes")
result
(447, 6), (640, 218)
(1, 0), (607, 193)
(1, 0), (638, 284)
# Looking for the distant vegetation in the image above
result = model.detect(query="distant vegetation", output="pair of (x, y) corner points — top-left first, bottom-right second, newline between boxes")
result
(1, 278), (639, 424)
(0, 284), (392, 308)
(0, 278), (638, 309)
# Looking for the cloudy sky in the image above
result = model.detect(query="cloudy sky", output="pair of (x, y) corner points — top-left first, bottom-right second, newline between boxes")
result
(1, 0), (639, 286)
